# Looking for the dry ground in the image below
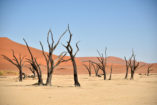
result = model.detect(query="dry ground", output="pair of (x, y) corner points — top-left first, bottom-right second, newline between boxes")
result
(0, 74), (157, 105)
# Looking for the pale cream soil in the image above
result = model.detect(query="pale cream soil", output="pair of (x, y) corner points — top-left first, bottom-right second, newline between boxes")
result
(0, 74), (157, 105)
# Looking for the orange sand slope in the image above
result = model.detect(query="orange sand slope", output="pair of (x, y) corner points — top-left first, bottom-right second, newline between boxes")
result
(0, 37), (157, 75)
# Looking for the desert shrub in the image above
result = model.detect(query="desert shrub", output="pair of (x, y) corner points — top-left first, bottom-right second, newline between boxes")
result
(6, 71), (17, 75)
(0, 70), (18, 76)
(0, 71), (3, 76)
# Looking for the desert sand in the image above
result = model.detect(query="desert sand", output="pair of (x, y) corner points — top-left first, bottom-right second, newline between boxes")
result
(0, 74), (157, 105)
(0, 37), (157, 105)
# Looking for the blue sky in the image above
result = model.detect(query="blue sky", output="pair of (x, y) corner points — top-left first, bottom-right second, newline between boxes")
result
(0, 0), (157, 63)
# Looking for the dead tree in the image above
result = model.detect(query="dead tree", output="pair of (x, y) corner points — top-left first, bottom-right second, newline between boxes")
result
(129, 51), (140, 80)
(92, 48), (107, 80)
(108, 65), (112, 80)
(83, 61), (92, 76)
(124, 56), (131, 79)
(147, 64), (153, 76)
(63, 25), (80, 87)
(23, 39), (43, 85)
(91, 62), (100, 77)
(29, 66), (36, 78)
(2, 50), (25, 81)
(27, 66), (36, 78)
(40, 29), (68, 86)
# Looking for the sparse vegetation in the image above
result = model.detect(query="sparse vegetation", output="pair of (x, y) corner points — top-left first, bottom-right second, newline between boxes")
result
(0, 70), (18, 76)
(0, 71), (3, 76)
(63, 25), (81, 87)
(83, 61), (92, 77)
(91, 48), (107, 80)
(108, 65), (112, 80)
(91, 62), (100, 77)
(2, 50), (25, 81)
(124, 56), (131, 79)
(24, 39), (44, 85)
(147, 64), (153, 76)
(40, 29), (68, 86)
(1, 25), (155, 88)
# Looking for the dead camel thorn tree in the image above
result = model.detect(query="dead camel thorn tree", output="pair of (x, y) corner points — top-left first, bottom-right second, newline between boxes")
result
(23, 39), (43, 85)
(108, 65), (112, 80)
(124, 56), (132, 79)
(24, 65), (36, 78)
(147, 64), (153, 76)
(91, 48), (107, 80)
(2, 50), (25, 81)
(40, 29), (69, 86)
(91, 62), (100, 77)
(28, 66), (36, 78)
(63, 25), (81, 87)
(83, 60), (92, 76)
(129, 50), (140, 80)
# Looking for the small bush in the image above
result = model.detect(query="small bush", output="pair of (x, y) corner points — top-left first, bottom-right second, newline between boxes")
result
(0, 71), (4, 76)
(6, 71), (17, 75)
(0, 70), (18, 76)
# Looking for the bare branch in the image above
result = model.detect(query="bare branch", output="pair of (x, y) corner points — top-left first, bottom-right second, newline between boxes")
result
(23, 38), (34, 61)
(54, 51), (67, 64)
(47, 29), (52, 49)
(1, 55), (17, 66)
(53, 29), (67, 50)
(54, 52), (68, 69)
(74, 41), (80, 57)
(40, 41), (48, 63)
(11, 49), (20, 65)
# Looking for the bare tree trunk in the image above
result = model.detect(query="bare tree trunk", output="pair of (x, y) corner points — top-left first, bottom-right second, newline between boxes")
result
(109, 66), (112, 80)
(36, 71), (43, 85)
(24, 39), (43, 85)
(2, 50), (25, 82)
(147, 64), (153, 76)
(90, 48), (107, 80)
(124, 69), (128, 79)
(19, 67), (23, 82)
(95, 69), (99, 76)
(83, 61), (92, 77)
(89, 72), (91, 76)
(124, 56), (130, 79)
(63, 25), (81, 87)
(94, 48), (107, 80)
(130, 70), (134, 80)
(72, 58), (80, 86)
(28, 67), (36, 78)
(46, 72), (53, 86)
(102, 68), (106, 80)
(129, 50), (140, 80)
(147, 70), (149, 76)
(39, 29), (67, 86)
(91, 63), (99, 77)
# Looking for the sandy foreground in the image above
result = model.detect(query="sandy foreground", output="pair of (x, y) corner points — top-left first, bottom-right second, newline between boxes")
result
(0, 74), (157, 105)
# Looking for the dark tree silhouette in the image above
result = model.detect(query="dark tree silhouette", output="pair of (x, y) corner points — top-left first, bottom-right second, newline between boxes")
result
(63, 25), (80, 87)
(129, 51), (140, 80)
(92, 48), (107, 80)
(147, 64), (153, 76)
(2, 50), (25, 81)
(91, 62), (100, 77)
(83, 61), (92, 76)
(26, 66), (36, 78)
(23, 39), (43, 85)
(108, 65), (112, 80)
(124, 56), (131, 79)
(40, 29), (68, 86)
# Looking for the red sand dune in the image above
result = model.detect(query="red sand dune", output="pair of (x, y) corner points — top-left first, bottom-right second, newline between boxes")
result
(0, 37), (156, 75)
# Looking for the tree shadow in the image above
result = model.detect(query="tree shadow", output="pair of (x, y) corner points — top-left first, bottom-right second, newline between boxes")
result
(3, 83), (76, 88)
